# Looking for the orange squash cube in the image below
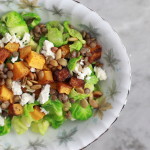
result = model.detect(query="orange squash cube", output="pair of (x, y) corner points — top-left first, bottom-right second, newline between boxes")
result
(5, 42), (20, 52)
(19, 46), (31, 59)
(0, 85), (13, 103)
(50, 82), (57, 90)
(30, 106), (45, 121)
(60, 45), (70, 58)
(39, 70), (53, 85)
(0, 48), (10, 64)
(8, 104), (23, 116)
(25, 51), (45, 69)
(57, 82), (72, 95)
(13, 61), (30, 80)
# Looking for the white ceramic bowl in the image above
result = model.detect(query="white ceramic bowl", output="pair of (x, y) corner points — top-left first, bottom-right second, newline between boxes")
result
(0, 0), (131, 150)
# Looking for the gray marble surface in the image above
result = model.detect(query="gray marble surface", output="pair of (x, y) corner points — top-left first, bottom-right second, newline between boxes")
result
(77, 0), (150, 150)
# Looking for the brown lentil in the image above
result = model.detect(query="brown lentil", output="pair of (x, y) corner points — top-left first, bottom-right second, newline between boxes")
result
(50, 60), (58, 67)
(57, 58), (67, 66)
(56, 49), (62, 60)
(84, 88), (90, 94)
(5, 78), (12, 89)
(59, 94), (69, 103)
(7, 63), (14, 70)
(50, 89), (57, 95)
(87, 39), (91, 45)
(3, 68), (8, 73)
(37, 71), (44, 80)
(86, 33), (91, 39)
(89, 99), (99, 108)
(34, 32), (41, 38)
(27, 80), (33, 87)
(90, 41), (97, 48)
(82, 31), (87, 38)
(63, 102), (71, 111)
(41, 27), (48, 33)
(2, 111), (8, 117)
(31, 84), (42, 90)
(71, 51), (77, 58)
(13, 95), (21, 103)
(69, 98), (75, 103)
(76, 88), (84, 94)
(65, 111), (71, 119)
(7, 71), (13, 79)
(1, 101), (10, 110)
(86, 52), (92, 57)
(0, 79), (5, 85)
(34, 26), (41, 34)
(51, 95), (57, 101)
(80, 99), (89, 108)
(68, 37), (78, 42)
(12, 51), (19, 57)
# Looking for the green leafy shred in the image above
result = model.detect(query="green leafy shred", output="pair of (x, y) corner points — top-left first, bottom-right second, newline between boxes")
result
(0, 21), (8, 36)
(36, 36), (47, 53)
(69, 40), (82, 52)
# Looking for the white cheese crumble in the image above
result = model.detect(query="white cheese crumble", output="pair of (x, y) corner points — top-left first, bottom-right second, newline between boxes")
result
(41, 40), (55, 58)
(80, 59), (84, 66)
(0, 33), (31, 49)
(74, 63), (92, 80)
(11, 56), (18, 63)
(30, 68), (36, 73)
(37, 84), (50, 104)
(12, 81), (23, 95)
(40, 107), (49, 115)
(94, 66), (107, 81)
(20, 93), (35, 106)
(0, 116), (5, 126)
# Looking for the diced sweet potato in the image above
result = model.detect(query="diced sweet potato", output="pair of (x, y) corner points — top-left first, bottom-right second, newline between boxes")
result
(25, 51), (45, 69)
(89, 44), (102, 53)
(69, 77), (85, 88)
(60, 45), (70, 58)
(50, 82), (57, 90)
(30, 106), (45, 121)
(0, 48), (10, 64)
(8, 104), (23, 116)
(57, 82), (72, 95)
(19, 46), (31, 59)
(0, 85), (13, 103)
(43, 64), (50, 71)
(88, 48), (102, 63)
(39, 70), (54, 85)
(5, 42), (20, 52)
(53, 68), (71, 82)
(13, 61), (30, 80)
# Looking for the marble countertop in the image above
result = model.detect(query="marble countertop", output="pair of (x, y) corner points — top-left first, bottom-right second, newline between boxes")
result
(77, 0), (150, 150)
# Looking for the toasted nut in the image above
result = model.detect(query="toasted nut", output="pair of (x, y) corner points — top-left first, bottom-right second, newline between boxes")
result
(89, 93), (93, 100)
(80, 99), (89, 108)
(75, 88), (84, 94)
(7, 63), (14, 70)
(68, 37), (78, 42)
(7, 71), (13, 79)
(89, 99), (99, 108)
(63, 102), (71, 111)
(57, 65), (62, 70)
(50, 60), (58, 67)
(37, 71), (44, 80)
(31, 84), (42, 90)
(5, 78), (12, 89)
(27, 80), (33, 86)
(56, 49), (62, 60)
(93, 91), (103, 98)
(22, 77), (27, 85)
(71, 51), (77, 58)
(29, 72), (34, 80)
(33, 73), (37, 80)
(57, 58), (67, 66)
(13, 95), (21, 103)
(30, 80), (38, 84)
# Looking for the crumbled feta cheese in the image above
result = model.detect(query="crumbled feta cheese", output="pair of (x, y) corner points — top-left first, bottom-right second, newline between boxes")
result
(10, 34), (20, 44)
(30, 68), (36, 72)
(80, 59), (84, 66)
(11, 56), (18, 63)
(74, 63), (92, 80)
(20, 93), (35, 106)
(0, 116), (5, 126)
(41, 40), (55, 58)
(40, 107), (49, 115)
(0, 64), (4, 71)
(0, 40), (4, 47)
(12, 81), (22, 95)
(2, 33), (12, 43)
(37, 84), (50, 104)
(94, 66), (107, 81)
(21, 33), (30, 46)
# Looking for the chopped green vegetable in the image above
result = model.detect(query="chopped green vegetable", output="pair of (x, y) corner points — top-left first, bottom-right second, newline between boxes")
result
(69, 40), (82, 52)
(68, 56), (82, 71)
(23, 103), (35, 117)
(63, 33), (70, 45)
(36, 36), (47, 53)
(64, 21), (85, 44)
(28, 39), (38, 51)
(1, 11), (29, 37)
(30, 119), (49, 135)
(47, 21), (64, 33)
(84, 83), (95, 92)
(0, 117), (11, 136)
(69, 88), (89, 101)
(70, 102), (93, 120)
(85, 74), (99, 85)
(42, 99), (65, 129)
(0, 21), (8, 36)
(22, 12), (41, 30)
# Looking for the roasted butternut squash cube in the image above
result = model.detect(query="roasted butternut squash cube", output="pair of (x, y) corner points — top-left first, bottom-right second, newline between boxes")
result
(8, 104), (23, 116)
(30, 106), (45, 121)
(57, 82), (72, 95)
(25, 51), (45, 69)
(5, 42), (20, 52)
(0, 85), (13, 103)
(39, 70), (53, 85)
(43, 64), (50, 71)
(69, 77), (85, 88)
(60, 45), (70, 58)
(13, 61), (30, 80)
(50, 82), (57, 90)
(19, 46), (31, 59)
(0, 48), (10, 64)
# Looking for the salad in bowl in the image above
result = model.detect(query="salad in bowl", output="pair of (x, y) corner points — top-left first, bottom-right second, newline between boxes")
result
(0, 11), (111, 136)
